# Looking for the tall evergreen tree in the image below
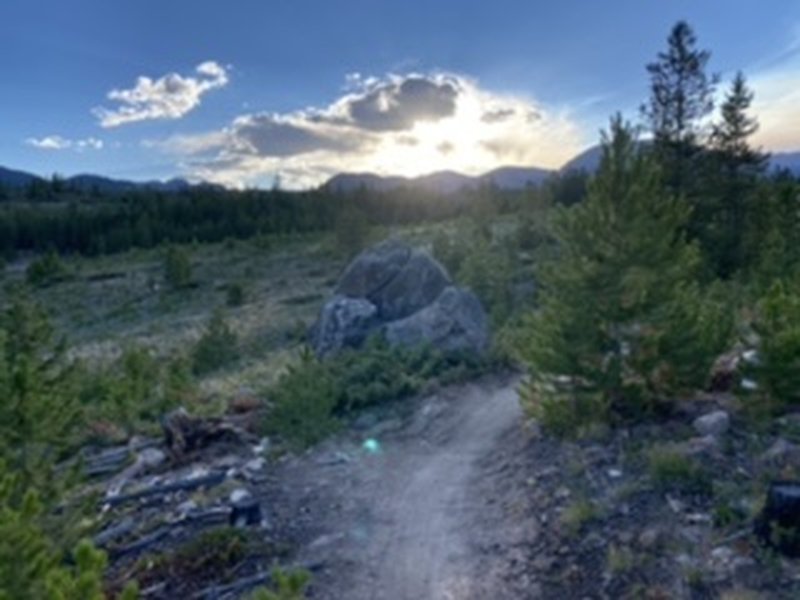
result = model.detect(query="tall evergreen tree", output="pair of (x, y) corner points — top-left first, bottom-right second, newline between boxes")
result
(642, 21), (718, 194)
(711, 72), (768, 177)
(703, 72), (769, 277)
(517, 116), (730, 433)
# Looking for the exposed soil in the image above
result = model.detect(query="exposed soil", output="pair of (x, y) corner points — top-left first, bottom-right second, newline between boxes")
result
(264, 374), (528, 600)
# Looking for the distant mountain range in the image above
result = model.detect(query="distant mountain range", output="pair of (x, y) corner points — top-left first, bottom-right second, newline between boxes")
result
(2, 145), (798, 196)
(325, 166), (553, 194)
(557, 145), (800, 178)
(0, 166), (201, 194)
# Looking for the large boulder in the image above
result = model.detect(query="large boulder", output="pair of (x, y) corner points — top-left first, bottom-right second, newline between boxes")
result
(310, 239), (490, 357)
(336, 239), (412, 299)
(310, 296), (379, 357)
(384, 286), (489, 355)
(337, 239), (450, 321)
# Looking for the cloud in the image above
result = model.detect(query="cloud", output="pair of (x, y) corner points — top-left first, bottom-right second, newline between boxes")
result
(26, 135), (103, 151)
(745, 26), (800, 152)
(154, 72), (584, 189)
(335, 75), (459, 131)
(94, 61), (229, 128)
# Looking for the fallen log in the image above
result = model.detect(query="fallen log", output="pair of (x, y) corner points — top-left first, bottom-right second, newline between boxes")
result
(103, 470), (226, 508)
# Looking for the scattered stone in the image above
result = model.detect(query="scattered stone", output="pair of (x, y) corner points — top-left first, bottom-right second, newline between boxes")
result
(137, 447), (167, 470)
(227, 391), (261, 414)
(230, 496), (262, 527)
(693, 410), (730, 437)
(637, 527), (662, 550)
(229, 488), (252, 504)
(761, 438), (800, 464)
(755, 481), (800, 557)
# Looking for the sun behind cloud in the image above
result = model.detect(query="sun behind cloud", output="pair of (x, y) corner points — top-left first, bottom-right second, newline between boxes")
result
(157, 72), (585, 189)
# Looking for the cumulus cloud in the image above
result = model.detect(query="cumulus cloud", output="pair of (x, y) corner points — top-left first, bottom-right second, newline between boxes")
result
(154, 72), (584, 189)
(94, 61), (229, 128)
(26, 135), (103, 151)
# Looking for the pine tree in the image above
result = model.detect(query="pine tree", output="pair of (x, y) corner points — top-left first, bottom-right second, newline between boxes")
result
(163, 245), (192, 289)
(642, 21), (718, 194)
(703, 72), (769, 277)
(516, 116), (730, 433)
(711, 72), (767, 176)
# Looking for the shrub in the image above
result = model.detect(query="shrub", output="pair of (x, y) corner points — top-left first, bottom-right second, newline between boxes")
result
(647, 446), (711, 495)
(265, 350), (341, 449)
(26, 250), (67, 287)
(560, 498), (599, 536)
(226, 282), (246, 307)
(747, 279), (800, 411)
(456, 241), (515, 326)
(163, 245), (192, 289)
(247, 567), (310, 600)
(191, 309), (239, 375)
(265, 340), (486, 448)
(80, 347), (192, 434)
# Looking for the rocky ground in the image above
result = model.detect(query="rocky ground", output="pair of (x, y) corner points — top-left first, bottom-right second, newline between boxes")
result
(88, 375), (800, 599)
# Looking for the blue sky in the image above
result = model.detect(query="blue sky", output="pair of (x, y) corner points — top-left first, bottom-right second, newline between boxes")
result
(2, 0), (800, 188)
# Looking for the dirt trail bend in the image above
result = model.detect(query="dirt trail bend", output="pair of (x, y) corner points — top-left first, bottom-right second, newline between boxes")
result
(270, 376), (525, 600)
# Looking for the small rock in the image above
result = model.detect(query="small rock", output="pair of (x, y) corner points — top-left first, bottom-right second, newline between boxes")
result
(176, 499), (198, 515)
(229, 488), (252, 504)
(555, 487), (571, 500)
(741, 378), (758, 391)
(638, 527), (661, 550)
(693, 410), (730, 437)
(761, 438), (800, 464)
(532, 555), (555, 572)
(228, 392), (261, 414)
(137, 447), (166, 469)
(253, 437), (271, 455)
(230, 496), (262, 527)
(244, 457), (266, 472)
(607, 468), (623, 479)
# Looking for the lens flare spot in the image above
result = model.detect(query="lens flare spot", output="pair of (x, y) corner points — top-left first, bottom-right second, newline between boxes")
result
(362, 438), (381, 454)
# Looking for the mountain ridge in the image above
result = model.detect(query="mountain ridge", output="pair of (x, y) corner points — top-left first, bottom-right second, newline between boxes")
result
(3, 146), (798, 195)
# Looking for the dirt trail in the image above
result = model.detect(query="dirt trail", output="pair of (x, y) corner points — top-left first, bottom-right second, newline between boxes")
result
(268, 376), (526, 600)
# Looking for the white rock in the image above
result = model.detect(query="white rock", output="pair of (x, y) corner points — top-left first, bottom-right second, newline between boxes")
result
(741, 378), (758, 391)
(229, 488), (252, 504)
(244, 458), (266, 473)
(693, 410), (730, 437)
(137, 448), (166, 469)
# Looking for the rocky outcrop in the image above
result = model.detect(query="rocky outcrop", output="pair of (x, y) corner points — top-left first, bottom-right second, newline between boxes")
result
(311, 239), (489, 357)
(309, 296), (379, 357)
(384, 286), (489, 354)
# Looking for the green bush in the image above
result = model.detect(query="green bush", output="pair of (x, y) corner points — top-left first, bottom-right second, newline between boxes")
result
(265, 340), (486, 448)
(0, 295), (139, 599)
(265, 350), (341, 449)
(191, 309), (239, 376)
(516, 117), (731, 435)
(26, 251), (67, 287)
(80, 347), (192, 435)
(747, 279), (800, 411)
(247, 567), (310, 600)
(163, 245), (192, 289)
(456, 241), (515, 326)
(226, 282), (246, 307)
(647, 446), (711, 495)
